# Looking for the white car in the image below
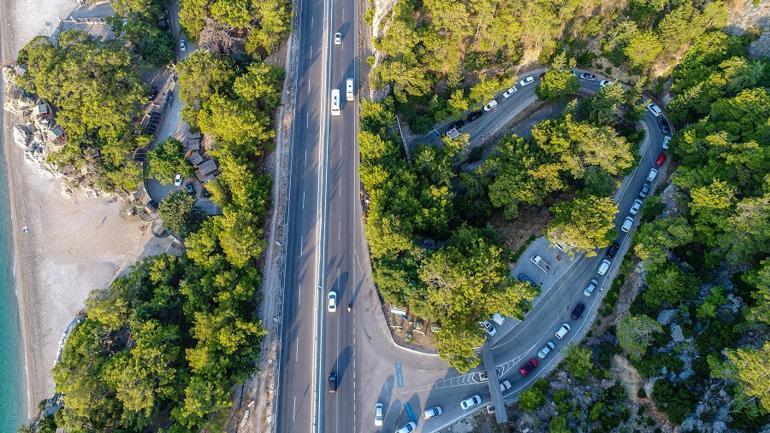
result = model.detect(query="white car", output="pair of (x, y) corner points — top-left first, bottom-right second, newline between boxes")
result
(502, 86), (517, 98)
(519, 76), (534, 86)
(460, 395), (482, 410)
(597, 259), (612, 276)
(647, 167), (659, 182)
(599, 79), (613, 87)
(555, 323), (571, 340)
(174, 173), (183, 186)
(483, 100), (498, 111)
(480, 320), (496, 336)
(499, 379), (512, 392)
(629, 198), (643, 215)
(646, 102), (662, 117)
(330, 89), (341, 116)
(374, 403), (384, 426)
(621, 216), (634, 233)
(583, 279), (598, 297)
(334, 32), (342, 44)
(395, 422), (416, 433)
(345, 78), (354, 101)
(492, 312), (505, 326)
(327, 291), (337, 312)
(662, 136), (671, 150)
(423, 406), (443, 419)
(537, 341), (556, 359)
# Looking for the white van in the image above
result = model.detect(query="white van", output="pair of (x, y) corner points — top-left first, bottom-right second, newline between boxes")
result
(345, 78), (354, 101)
(492, 313), (505, 326)
(331, 89), (341, 116)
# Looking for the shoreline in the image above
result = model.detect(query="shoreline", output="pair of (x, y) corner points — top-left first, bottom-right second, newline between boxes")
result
(0, 0), (34, 417)
(1, 0), (176, 419)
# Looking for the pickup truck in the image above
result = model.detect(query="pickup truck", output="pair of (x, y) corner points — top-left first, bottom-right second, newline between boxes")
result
(530, 255), (551, 273)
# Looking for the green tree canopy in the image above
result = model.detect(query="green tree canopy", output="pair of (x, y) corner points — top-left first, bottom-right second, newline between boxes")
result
(159, 191), (203, 238)
(617, 314), (663, 361)
(546, 195), (618, 256)
(148, 138), (194, 184)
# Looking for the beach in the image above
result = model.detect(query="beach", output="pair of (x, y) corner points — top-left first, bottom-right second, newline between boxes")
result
(1, 0), (176, 418)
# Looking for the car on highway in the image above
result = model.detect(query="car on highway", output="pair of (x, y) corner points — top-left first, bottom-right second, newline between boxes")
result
(334, 32), (342, 44)
(396, 422), (416, 433)
(579, 72), (596, 80)
(583, 279), (598, 297)
(599, 79), (613, 87)
(460, 395), (482, 410)
(519, 358), (539, 376)
(555, 323), (571, 339)
(597, 259), (612, 276)
(606, 242), (620, 258)
(658, 117), (672, 135)
(499, 379), (512, 392)
(647, 167), (659, 182)
(502, 86), (517, 98)
(179, 38), (186, 52)
(519, 76), (534, 86)
(374, 403), (384, 426)
(629, 198), (643, 215)
(537, 341), (556, 359)
(621, 216), (634, 233)
(423, 406), (443, 419)
(480, 320), (496, 336)
(662, 136), (671, 150)
(328, 370), (337, 393)
(468, 110), (483, 121)
(484, 100), (498, 111)
(646, 102), (662, 117)
(330, 89), (341, 116)
(639, 182), (651, 198)
(656, 151), (667, 167)
(327, 291), (337, 312)
(345, 78), (354, 101)
(570, 302), (586, 320)
(174, 173), (183, 186)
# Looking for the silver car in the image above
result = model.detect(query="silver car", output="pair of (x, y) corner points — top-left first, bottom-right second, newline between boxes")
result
(460, 395), (482, 410)
(629, 198), (643, 215)
(537, 340), (556, 359)
(423, 406), (443, 419)
(374, 403), (384, 426)
(583, 279), (598, 297)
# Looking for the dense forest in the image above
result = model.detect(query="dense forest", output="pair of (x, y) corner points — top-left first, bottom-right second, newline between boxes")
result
(372, 0), (726, 132)
(18, 0), (291, 432)
(367, 0), (770, 429)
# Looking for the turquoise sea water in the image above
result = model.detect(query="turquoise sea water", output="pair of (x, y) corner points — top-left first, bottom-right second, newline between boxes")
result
(0, 85), (28, 430)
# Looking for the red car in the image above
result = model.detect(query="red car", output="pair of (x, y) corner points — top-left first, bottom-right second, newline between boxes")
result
(655, 151), (666, 167)
(519, 358), (539, 376)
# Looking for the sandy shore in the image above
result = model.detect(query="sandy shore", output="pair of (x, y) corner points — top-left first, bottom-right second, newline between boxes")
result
(1, 0), (175, 417)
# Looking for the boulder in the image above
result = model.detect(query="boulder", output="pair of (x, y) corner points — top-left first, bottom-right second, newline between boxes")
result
(672, 324), (685, 343)
(657, 309), (677, 325)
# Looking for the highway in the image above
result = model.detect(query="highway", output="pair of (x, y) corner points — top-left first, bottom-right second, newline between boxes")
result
(273, 0), (671, 427)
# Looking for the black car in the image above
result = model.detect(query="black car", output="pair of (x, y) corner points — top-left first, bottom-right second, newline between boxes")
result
(185, 183), (195, 195)
(328, 371), (337, 393)
(517, 273), (535, 285)
(658, 118), (671, 135)
(579, 72), (596, 80)
(605, 242), (620, 258)
(467, 110), (483, 122)
(570, 303), (586, 320)
(449, 119), (466, 130)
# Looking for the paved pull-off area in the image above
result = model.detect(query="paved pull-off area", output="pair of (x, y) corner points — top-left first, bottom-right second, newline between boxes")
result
(274, 0), (672, 428)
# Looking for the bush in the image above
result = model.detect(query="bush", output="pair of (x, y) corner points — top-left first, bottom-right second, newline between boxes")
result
(564, 345), (593, 381)
(652, 380), (698, 424)
(518, 378), (549, 412)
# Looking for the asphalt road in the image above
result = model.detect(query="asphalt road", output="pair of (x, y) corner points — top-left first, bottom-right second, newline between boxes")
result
(275, 6), (671, 428)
